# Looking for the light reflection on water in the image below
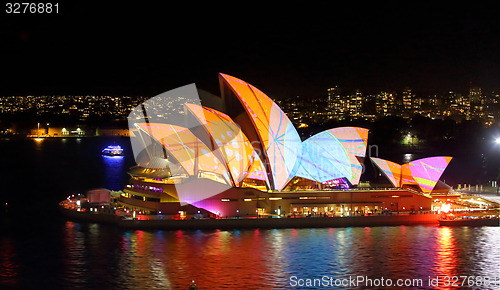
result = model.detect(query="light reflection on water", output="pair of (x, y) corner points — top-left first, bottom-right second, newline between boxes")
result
(48, 224), (500, 289)
(433, 227), (457, 280)
(101, 155), (125, 190)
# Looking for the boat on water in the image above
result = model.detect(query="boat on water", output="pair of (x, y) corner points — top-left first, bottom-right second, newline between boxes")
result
(101, 145), (124, 156)
(439, 213), (499, 227)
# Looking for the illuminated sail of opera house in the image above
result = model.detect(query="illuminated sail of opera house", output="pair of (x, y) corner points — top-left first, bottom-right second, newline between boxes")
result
(118, 73), (452, 218)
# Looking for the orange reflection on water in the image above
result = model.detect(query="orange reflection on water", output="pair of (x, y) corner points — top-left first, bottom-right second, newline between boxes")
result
(125, 229), (280, 289)
(432, 227), (459, 289)
(129, 229), (163, 286)
(134, 230), (146, 257)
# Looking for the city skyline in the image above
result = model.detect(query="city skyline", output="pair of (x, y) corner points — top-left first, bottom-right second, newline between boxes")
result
(2, 84), (498, 124)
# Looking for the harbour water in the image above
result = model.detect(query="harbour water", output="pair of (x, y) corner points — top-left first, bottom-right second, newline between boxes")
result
(1, 138), (499, 289)
(2, 220), (499, 289)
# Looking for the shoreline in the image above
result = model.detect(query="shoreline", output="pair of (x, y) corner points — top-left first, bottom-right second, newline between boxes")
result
(60, 207), (441, 230)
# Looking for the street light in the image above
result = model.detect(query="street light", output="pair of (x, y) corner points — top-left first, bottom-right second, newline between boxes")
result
(495, 137), (500, 145)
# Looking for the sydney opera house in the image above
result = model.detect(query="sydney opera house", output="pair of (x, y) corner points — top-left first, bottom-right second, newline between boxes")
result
(118, 73), (452, 218)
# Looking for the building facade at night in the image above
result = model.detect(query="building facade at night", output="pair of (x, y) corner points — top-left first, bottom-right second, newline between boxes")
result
(117, 74), (452, 218)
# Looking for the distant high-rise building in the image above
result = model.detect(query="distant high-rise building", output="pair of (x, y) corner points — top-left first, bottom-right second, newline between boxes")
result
(469, 87), (484, 120)
(446, 91), (463, 120)
(327, 86), (341, 119)
(402, 87), (414, 117)
(347, 90), (363, 118)
(469, 87), (482, 104)
(456, 93), (471, 119)
(376, 91), (395, 116)
(446, 91), (458, 107)
(327, 86), (339, 108)
(327, 86), (351, 120)
(412, 96), (423, 113)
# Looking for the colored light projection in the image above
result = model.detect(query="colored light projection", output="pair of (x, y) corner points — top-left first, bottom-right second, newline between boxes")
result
(135, 123), (231, 185)
(406, 156), (453, 193)
(220, 73), (302, 191)
(184, 103), (256, 186)
(245, 151), (270, 185)
(370, 157), (402, 187)
(128, 83), (204, 169)
(329, 127), (369, 185)
(295, 130), (352, 183)
(135, 123), (235, 206)
(401, 163), (417, 186)
(371, 156), (452, 193)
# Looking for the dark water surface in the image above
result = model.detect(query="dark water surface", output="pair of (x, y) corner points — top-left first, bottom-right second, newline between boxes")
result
(1, 138), (499, 289)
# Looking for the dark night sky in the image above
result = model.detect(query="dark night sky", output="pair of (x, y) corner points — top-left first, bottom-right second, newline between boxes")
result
(1, 1), (499, 98)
